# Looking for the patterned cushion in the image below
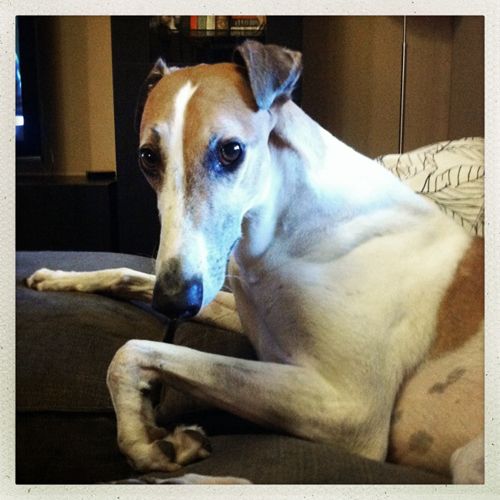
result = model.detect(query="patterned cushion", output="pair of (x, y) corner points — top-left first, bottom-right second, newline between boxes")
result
(376, 137), (484, 236)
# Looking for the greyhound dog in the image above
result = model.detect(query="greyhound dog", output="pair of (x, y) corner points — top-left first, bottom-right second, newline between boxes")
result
(26, 41), (484, 484)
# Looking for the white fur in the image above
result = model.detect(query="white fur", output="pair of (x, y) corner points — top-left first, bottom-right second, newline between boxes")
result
(27, 69), (482, 483)
(155, 81), (199, 275)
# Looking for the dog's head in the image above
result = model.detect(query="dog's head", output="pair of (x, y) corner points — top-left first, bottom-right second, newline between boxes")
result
(137, 40), (302, 319)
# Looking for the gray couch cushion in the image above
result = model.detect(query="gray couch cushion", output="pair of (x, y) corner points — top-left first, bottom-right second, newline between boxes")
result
(16, 251), (165, 412)
(133, 434), (448, 484)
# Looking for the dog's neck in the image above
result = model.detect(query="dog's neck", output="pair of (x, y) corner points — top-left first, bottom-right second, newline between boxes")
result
(235, 100), (432, 267)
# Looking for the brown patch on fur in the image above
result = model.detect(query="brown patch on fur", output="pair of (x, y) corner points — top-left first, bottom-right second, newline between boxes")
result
(429, 237), (483, 359)
(428, 367), (466, 394)
(180, 64), (259, 200)
(408, 430), (434, 454)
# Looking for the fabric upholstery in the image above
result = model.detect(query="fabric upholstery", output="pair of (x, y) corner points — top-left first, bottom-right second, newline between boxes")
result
(135, 434), (448, 484)
(377, 137), (484, 236)
(16, 251), (164, 412)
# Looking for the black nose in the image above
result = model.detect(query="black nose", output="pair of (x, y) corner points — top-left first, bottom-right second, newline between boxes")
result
(152, 273), (203, 320)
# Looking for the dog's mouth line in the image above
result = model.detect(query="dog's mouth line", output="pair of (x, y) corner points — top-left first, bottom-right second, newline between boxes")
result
(228, 236), (241, 261)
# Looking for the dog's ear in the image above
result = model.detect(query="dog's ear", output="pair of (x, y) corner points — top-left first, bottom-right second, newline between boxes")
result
(135, 58), (175, 132)
(234, 40), (302, 110)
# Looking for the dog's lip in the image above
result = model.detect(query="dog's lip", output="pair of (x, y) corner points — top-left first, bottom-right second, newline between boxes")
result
(226, 237), (242, 265)
(229, 237), (241, 255)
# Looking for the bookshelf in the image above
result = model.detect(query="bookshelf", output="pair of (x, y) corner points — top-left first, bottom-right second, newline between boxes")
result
(153, 15), (267, 37)
(149, 16), (301, 67)
(149, 16), (267, 67)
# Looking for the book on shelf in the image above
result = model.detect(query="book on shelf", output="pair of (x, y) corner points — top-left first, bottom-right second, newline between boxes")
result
(230, 16), (266, 31)
(206, 16), (216, 30)
(215, 16), (229, 30)
(188, 15), (266, 34)
(189, 16), (216, 31)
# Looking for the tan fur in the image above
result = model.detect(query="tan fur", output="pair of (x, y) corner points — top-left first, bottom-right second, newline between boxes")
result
(430, 237), (484, 359)
(388, 237), (484, 475)
(141, 63), (257, 195)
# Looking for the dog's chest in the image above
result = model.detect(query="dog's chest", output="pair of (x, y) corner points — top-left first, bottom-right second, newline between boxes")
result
(235, 245), (430, 371)
(234, 221), (473, 385)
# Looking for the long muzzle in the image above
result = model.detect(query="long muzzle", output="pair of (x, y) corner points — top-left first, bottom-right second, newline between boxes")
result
(152, 258), (203, 320)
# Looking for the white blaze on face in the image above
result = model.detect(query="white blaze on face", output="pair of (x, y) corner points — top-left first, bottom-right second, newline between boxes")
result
(156, 81), (199, 274)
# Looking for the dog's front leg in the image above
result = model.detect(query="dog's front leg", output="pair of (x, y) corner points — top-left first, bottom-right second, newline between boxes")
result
(106, 340), (213, 472)
(27, 268), (242, 332)
(107, 339), (376, 473)
(26, 267), (156, 301)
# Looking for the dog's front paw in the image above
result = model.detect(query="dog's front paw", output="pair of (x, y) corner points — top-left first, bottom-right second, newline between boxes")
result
(26, 268), (73, 291)
(124, 425), (212, 473)
(26, 268), (93, 293)
(154, 424), (212, 467)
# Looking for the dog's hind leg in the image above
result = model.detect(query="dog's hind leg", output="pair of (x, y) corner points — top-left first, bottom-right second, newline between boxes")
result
(107, 339), (384, 473)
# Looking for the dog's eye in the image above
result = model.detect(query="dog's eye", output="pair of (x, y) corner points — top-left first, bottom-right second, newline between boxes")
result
(219, 141), (244, 169)
(138, 147), (160, 174)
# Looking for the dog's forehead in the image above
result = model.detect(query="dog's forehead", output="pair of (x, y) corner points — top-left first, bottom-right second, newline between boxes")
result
(140, 62), (257, 140)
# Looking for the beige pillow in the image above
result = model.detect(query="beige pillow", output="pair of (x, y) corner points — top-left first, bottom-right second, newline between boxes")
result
(376, 138), (484, 236)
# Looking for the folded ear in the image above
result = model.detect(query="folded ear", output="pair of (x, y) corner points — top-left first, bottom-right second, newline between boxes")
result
(234, 40), (302, 110)
(135, 58), (177, 132)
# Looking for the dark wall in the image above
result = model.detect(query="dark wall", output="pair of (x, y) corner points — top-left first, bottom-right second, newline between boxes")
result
(17, 177), (117, 251)
(111, 17), (160, 257)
